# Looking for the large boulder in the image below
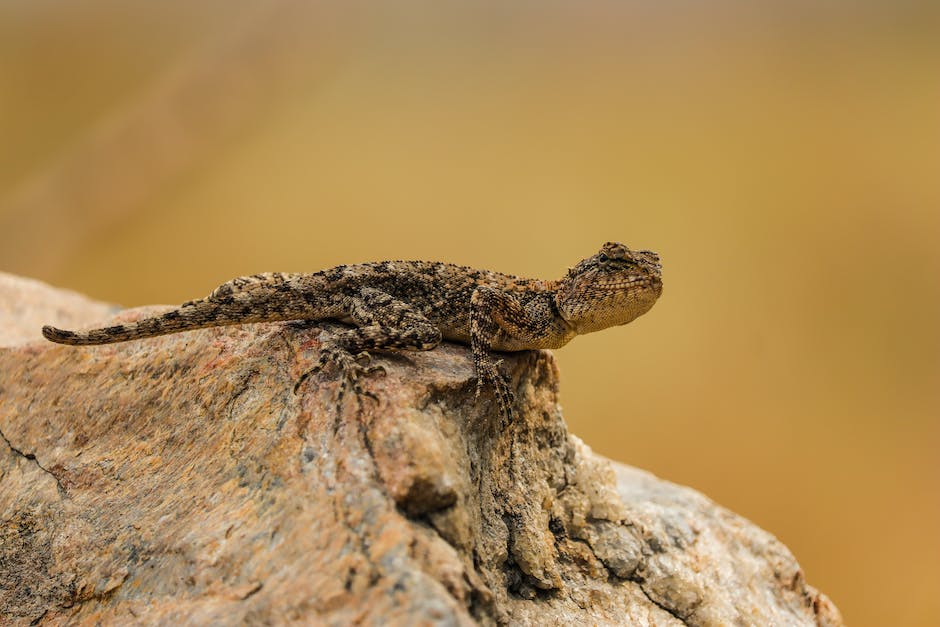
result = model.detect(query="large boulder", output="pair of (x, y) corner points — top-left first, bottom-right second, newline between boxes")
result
(0, 274), (842, 625)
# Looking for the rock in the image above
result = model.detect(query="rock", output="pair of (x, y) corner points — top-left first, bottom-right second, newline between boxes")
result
(0, 273), (843, 626)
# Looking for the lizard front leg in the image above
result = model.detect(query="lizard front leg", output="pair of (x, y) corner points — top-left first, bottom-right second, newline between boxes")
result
(470, 286), (551, 422)
(295, 288), (442, 408)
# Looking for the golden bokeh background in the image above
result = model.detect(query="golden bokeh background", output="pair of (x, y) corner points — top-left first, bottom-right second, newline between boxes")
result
(2, 2), (937, 624)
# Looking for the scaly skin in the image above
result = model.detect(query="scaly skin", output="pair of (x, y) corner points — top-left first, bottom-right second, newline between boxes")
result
(43, 242), (663, 420)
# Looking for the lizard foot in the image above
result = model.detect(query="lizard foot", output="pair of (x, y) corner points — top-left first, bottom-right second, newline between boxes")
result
(474, 359), (515, 423)
(294, 346), (385, 405)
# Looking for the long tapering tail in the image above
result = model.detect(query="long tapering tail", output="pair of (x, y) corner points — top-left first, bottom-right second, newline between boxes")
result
(42, 274), (317, 345)
(42, 308), (200, 345)
(42, 301), (239, 345)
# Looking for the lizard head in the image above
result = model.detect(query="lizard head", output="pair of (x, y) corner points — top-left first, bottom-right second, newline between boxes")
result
(555, 242), (662, 334)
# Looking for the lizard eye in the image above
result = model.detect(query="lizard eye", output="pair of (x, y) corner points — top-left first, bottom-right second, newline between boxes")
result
(597, 253), (609, 263)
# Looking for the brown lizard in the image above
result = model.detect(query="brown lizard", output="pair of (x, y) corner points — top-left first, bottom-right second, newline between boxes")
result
(42, 242), (662, 419)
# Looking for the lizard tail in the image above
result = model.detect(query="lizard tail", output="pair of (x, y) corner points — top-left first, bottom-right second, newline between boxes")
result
(42, 303), (226, 345)
(42, 324), (119, 345)
(42, 285), (314, 346)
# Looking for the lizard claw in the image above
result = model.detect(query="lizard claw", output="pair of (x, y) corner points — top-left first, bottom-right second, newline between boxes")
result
(365, 364), (386, 377)
(353, 351), (386, 377)
(294, 351), (332, 394)
(473, 361), (515, 422)
(295, 345), (385, 410)
(293, 366), (318, 394)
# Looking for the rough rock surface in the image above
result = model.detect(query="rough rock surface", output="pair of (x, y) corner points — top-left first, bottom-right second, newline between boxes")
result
(0, 273), (843, 626)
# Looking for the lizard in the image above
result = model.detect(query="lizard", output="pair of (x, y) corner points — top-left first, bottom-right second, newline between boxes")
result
(42, 242), (663, 420)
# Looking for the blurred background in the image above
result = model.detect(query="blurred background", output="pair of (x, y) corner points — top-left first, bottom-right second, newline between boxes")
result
(1, 1), (937, 623)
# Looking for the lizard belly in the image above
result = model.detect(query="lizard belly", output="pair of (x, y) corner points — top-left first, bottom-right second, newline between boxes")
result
(440, 327), (471, 345)
(491, 328), (576, 352)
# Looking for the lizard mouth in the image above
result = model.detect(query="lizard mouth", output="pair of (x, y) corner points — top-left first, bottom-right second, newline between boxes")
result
(600, 274), (661, 292)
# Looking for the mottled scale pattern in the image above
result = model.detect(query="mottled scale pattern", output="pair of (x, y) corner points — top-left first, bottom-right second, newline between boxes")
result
(43, 243), (663, 421)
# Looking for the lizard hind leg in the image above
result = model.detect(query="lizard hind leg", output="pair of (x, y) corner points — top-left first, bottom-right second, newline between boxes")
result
(208, 272), (300, 300)
(180, 272), (303, 308)
(293, 288), (442, 413)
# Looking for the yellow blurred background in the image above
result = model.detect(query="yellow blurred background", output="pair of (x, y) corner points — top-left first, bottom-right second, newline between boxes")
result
(2, 2), (937, 624)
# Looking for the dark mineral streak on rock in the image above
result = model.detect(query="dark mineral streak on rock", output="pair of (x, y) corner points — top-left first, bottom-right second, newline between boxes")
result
(0, 273), (843, 626)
